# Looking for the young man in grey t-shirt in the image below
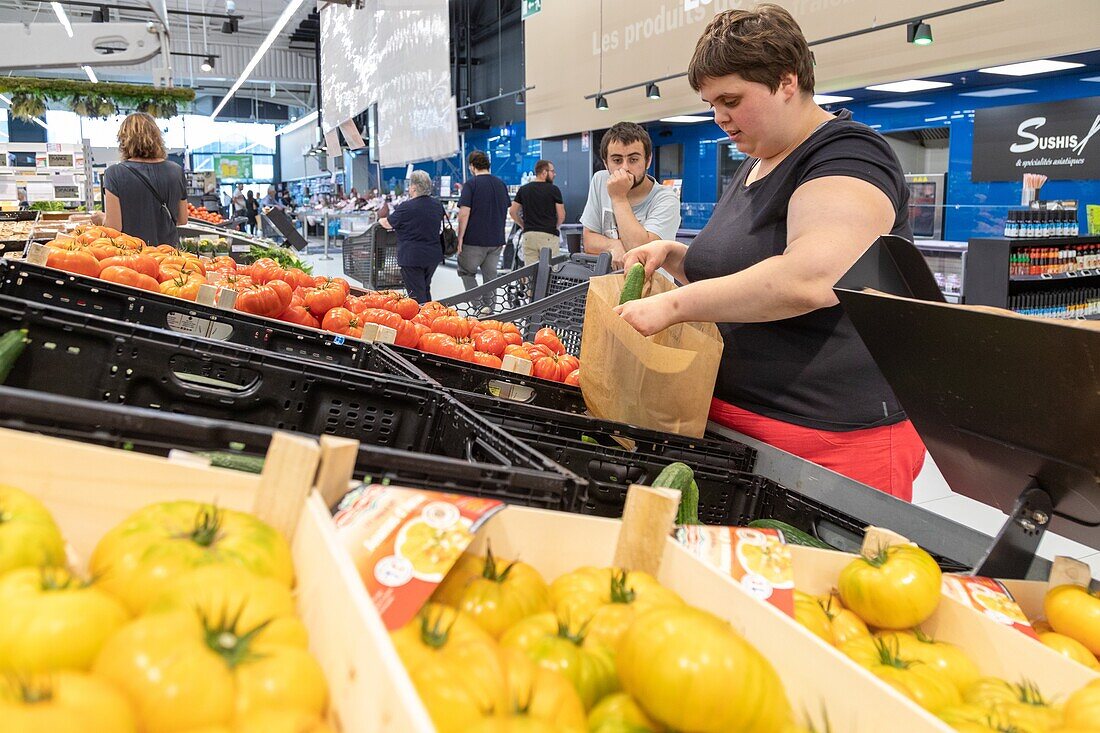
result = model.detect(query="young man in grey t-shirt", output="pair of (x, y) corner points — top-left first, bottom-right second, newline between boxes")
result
(580, 122), (681, 269)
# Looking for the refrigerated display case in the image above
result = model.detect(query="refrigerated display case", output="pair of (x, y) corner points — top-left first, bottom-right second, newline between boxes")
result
(906, 173), (945, 240)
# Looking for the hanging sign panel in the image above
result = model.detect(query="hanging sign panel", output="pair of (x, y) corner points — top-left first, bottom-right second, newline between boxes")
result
(213, 154), (253, 180)
(972, 97), (1100, 181)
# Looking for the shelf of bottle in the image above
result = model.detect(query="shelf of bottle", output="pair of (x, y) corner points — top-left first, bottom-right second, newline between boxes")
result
(1011, 270), (1100, 282)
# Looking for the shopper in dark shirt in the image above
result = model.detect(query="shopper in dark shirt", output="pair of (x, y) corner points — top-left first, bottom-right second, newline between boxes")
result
(103, 112), (188, 247)
(457, 151), (511, 305)
(510, 160), (565, 265)
(380, 170), (445, 303)
(615, 5), (924, 501)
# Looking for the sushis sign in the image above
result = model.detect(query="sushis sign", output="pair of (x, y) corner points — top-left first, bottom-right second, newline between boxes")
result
(972, 97), (1100, 181)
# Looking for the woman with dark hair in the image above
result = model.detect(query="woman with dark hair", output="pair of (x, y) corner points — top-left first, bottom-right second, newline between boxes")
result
(616, 4), (924, 500)
(104, 112), (188, 246)
(380, 170), (445, 303)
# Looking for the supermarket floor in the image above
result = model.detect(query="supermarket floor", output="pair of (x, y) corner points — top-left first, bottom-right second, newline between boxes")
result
(299, 243), (1100, 575)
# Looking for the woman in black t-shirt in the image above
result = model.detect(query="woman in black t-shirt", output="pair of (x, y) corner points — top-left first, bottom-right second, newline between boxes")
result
(615, 4), (925, 501)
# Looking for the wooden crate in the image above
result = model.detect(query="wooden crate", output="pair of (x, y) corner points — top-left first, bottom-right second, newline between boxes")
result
(0, 427), (428, 733)
(790, 545), (1098, 700)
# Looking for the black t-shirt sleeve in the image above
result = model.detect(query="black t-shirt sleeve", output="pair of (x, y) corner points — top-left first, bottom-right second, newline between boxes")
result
(178, 166), (187, 201)
(388, 201), (406, 230)
(552, 185), (563, 204)
(458, 180), (473, 208)
(103, 166), (119, 197)
(497, 180), (510, 210)
(513, 185), (525, 206)
(796, 132), (904, 210)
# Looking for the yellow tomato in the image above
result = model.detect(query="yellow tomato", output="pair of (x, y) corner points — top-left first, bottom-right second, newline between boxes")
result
(0, 483), (66, 575)
(91, 501), (294, 614)
(390, 602), (495, 668)
(586, 692), (661, 731)
(1038, 631), (1100, 670)
(1063, 681), (1100, 729)
(431, 548), (549, 638)
(793, 590), (833, 644)
(0, 566), (128, 672)
(498, 647), (586, 729)
(0, 671), (137, 733)
(842, 635), (960, 712)
(838, 544), (942, 630)
(94, 609), (327, 732)
(823, 604), (871, 646)
(875, 630), (980, 693)
(549, 567), (680, 630)
(467, 719), (570, 733)
(501, 612), (618, 711)
(964, 678), (1062, 732)
(616, 605), (791, 733)
(406, 639), (509, 733)
(1046, 585), (1100, 656)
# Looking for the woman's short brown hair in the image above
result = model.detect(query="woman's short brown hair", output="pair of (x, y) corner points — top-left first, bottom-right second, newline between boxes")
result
(688, 4), (815, 95)
(117, 112), (166, 160)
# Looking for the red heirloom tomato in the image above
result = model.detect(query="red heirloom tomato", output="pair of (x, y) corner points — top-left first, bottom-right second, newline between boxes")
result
(99, 253), (159, 280)
(473, 351), (503, 369)
(473, 329), (507, 357)
(534, 327), (565, 355)
(322, 307), (365, 338)
(235, 282), (293, 318)
(100, 265), (161, 293)
(383, 296), (420, 320)
(46, 245), (101, 278)
(281, 267), (314, 290)
(303, 282), (347, 318)
(279, 304), (320, 329)
(564, 369), (581, 386)
(532, 353), (580, 383)
(419, 332), (475, 362)
(431, 316), (473, 339)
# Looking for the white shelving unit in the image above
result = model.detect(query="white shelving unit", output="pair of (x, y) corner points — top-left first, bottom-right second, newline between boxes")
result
(0, 142), (94, 210)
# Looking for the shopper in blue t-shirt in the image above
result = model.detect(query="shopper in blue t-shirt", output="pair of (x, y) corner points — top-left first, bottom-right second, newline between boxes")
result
(456, 151), (511, 310)
(380, 170), (445, 303)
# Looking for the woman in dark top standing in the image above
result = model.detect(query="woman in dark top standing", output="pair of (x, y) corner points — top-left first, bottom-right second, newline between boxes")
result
(380, 170), (445, 303)
(245, 190), (259, 234)
(104, 112), (187, 247)
(616, 4), (925, 501)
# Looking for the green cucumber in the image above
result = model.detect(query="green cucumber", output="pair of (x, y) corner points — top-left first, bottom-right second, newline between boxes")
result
(748, 519), (834, 550)
(0, 328), (28, 384)
(196, 451), (266, 474)
(618, 263), (646, 305)
(652, 462), (699, 525)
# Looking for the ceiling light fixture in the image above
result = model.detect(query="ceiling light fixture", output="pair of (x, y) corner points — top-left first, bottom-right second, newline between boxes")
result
(659, 115), (712, 123)
(865, 79), (952, 93)
(91, 5), (109, 22)
(514, 91), (524, 106)
(50, 2), (74, 37)
(201, 56), (215, 72)
(458, 108), (469, 121)
(868, 100), (935, 108)
(978, 59), (1084, 76)
(474, 104), (485, 117)
(907, 21), (933, 45)
(646, 83), (661, 99)
(959, 87), (1037, 98)
(595, 94), (608, 110)
(274, 110), (318, 136)
(82, 65), (99, 83)
(813, 94), (854, 104)
(211, 0), (306, 119)
(221, 17), (239, 34)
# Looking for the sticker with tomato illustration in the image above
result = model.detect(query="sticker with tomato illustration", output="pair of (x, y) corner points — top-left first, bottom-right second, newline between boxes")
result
(942, 575), (1039, 639)
(333, 485), (504, 630)
(674, 526), (794, 615)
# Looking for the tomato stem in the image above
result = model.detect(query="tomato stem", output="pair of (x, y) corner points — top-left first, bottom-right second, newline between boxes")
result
(38, 567), (88, 592)
(200, 606), (272, 669)
(418, 607), (458, 650)
(861, 544), (891, 568)
(608, 570), (637, 605)
(872, 637), (916, 670)
(188, 505), (223, 547)
(481, 543), (520, 585)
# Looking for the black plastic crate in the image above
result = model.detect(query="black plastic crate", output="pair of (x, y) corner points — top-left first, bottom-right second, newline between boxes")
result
(463, 396), (759, 523)
(491, 281), (590, 356)
(387, 344), (587, 413)
(0, 297), (514, 460)
(0, 386), (580, 512)
(751, 476), (971, 572)
(0, 259), (431, 381)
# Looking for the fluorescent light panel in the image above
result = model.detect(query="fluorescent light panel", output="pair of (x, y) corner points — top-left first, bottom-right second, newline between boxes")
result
(866, 79), (952, 93)
(1080, 75), (1100, 83)
(659, 115), (712, 123)
(276, 110), (319, 136)
(211, 0), (306, 119)
(51, 2), (73, 37)
(959, 87), (1036, 98)
(82, 65), (99, 83)
(868, 101), (935, 108)
(813, 94), (853, 104)
(978, 59), (1084, 76)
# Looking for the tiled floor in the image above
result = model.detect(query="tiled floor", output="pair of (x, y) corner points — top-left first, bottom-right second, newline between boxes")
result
(303, 242), (1099, 575)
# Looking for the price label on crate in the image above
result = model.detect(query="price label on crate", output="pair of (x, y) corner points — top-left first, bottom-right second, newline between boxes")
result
(674, 525), (794, 616)
(942, 575), (1038, 639)
(332, 484), (505, 630)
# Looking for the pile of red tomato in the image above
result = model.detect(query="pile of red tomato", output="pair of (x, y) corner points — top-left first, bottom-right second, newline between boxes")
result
(39, 227), (582, 385)
(186, 202), (225, 225)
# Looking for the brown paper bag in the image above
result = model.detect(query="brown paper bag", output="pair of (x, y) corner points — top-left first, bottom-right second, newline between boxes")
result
(579, 272), (724, 438)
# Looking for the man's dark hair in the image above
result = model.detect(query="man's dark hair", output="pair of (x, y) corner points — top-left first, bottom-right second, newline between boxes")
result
(600, 121), (652, 163)
(468, 150), (491, 171)
(534, 159), (553, 176)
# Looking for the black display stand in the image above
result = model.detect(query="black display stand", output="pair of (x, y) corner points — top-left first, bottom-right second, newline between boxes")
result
(260, 207), (309, 251)
(838, 234), (946, 302)
(964, 235), (1100, 309)
(836, 288), (1099, 578)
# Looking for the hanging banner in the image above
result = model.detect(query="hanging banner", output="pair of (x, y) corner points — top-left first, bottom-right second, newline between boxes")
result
(213, 154), (253, 180)
(972, 97), (1100, 182)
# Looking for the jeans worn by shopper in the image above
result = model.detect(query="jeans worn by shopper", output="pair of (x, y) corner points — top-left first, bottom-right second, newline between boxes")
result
(401, 262), (439, 304)
(457, 245), (502, 310)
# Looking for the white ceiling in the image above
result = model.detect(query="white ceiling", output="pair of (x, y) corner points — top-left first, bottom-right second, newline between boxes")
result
(0, 0), (319, 110)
